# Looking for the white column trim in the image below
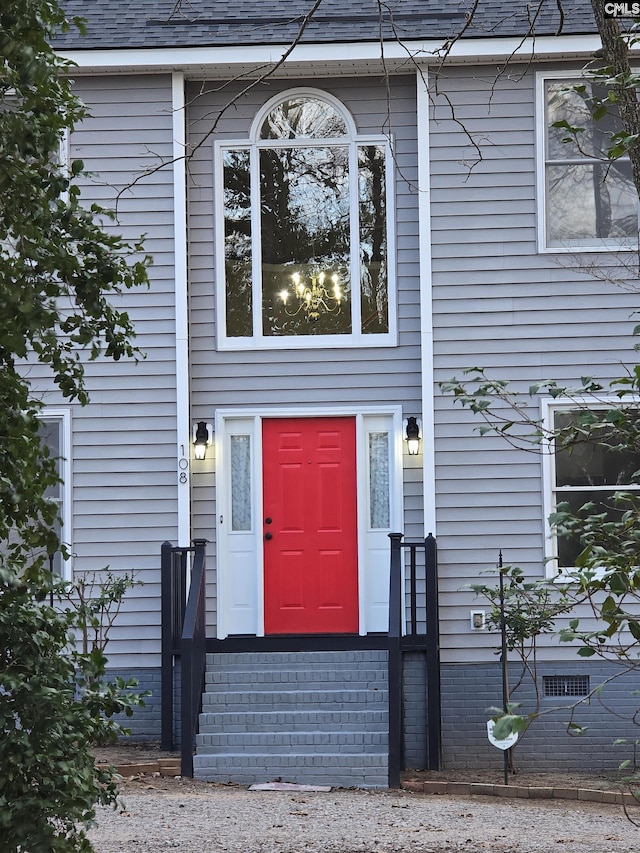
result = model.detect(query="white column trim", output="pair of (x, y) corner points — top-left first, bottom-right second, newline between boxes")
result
(417, 65), (437, 536)
(172, 71), (191, 547)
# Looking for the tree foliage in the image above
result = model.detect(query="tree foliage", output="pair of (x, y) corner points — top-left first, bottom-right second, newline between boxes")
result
(1, 2), (149, 850)
(442, 362), (640, 636)
(0, 570), (144, 853)
(588, 1), (640, 200)
(469, 565), (578, 770)
(1, 0), (149, 558)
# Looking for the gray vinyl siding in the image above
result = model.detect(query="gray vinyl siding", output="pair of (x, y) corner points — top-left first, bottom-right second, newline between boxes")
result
(187, 75), (423, 631)
(26, 75), (178, 668)
(429, 64), (640, 663)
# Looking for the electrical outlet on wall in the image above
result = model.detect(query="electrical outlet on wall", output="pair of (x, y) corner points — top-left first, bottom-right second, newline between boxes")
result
(470, 610), (486, 630)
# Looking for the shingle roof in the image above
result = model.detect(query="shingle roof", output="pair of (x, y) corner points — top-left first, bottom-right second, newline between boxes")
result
(53, 0), (597, 51)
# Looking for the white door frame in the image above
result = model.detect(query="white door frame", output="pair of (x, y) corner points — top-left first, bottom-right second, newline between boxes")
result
(215, 404), (404, 638)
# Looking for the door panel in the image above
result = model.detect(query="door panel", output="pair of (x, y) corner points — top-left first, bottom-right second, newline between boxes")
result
(263, 416), (359, 634)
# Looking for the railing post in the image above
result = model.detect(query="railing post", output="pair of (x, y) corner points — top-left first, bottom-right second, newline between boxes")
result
(425, 533), (442, 771)
(160, 540), (174, 751)
(409, 545), (417, 636)
(172, 550), (187, 652)
(181, 539), (208, 779)
(388, 532), (404, 788)
(181, 633), (193, 778)
(192, 538), (207, 562)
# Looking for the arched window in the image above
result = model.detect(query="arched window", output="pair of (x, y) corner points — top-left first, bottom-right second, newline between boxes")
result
(216, 89), (395, 348)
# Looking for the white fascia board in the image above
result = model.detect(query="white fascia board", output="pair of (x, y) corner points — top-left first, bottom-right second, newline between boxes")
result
(58, 34), (605, 75)
(432, 33), (603, 61)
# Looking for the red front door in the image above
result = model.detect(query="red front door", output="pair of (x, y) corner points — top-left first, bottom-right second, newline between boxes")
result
(262, 417), (359, 634)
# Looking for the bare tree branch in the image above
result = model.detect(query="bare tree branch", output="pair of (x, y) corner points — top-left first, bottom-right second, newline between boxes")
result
(116, 0), (327, 201)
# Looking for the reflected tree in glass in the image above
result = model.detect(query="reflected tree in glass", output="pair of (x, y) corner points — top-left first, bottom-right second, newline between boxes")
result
(260, 97), (348, 140)
(359, 145), (388, 334)
(546, 81), (637, 244)
(223, 149), (252, 337)
(221, 94), (391, 340)
(260, 145), (351, 336)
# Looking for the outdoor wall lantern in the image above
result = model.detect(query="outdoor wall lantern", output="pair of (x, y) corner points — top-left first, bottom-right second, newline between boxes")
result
(192, 421), (213, 460)
(404, 416), (422, 456)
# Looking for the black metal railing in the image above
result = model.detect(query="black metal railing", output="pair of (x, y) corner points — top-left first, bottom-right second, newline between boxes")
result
(160, 541), (187, 751)
(161, 533), (439, 785)
(387, 532), (441, 787)
(160, 538), (208, 777)
(387, 533), (404, 788)
(180, 539), (208, 778)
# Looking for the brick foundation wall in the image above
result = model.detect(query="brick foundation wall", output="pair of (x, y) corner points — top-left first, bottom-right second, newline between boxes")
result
(403, 651), (428, 769)
(106, 657), (638, 775)
(104, 668), (162, 741)
(441, 661), (640, 773)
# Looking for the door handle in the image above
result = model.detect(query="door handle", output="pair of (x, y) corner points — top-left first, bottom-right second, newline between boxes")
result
(264, 532), (273, 541)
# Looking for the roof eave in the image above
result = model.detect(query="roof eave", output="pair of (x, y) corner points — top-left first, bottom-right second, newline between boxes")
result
(57, 33), (605, 76)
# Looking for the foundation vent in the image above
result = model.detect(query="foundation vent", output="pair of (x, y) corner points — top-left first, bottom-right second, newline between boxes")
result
(543, 675), (589, 698)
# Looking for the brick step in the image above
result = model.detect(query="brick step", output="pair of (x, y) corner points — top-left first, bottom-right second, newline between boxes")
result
(196, 730), (387, 753)
(201, 688), (388, 712)
(194, 650), (390, 788)
(204, 667), (387, 689)
(206, 651), (388, 668)
(198, 708), (389, 733)
(193, 751), (388, 788)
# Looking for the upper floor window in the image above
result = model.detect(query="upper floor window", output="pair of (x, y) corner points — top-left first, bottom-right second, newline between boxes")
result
(544, 404), (640, 575)
(539, 75), (638, 251)
(216, 89), (396, 349)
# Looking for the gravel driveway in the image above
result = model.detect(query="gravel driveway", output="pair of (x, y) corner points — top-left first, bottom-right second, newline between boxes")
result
(88, 779), (639, 853)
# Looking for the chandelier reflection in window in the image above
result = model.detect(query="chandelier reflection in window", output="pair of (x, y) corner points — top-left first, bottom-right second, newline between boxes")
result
(279, 271), (344, 321)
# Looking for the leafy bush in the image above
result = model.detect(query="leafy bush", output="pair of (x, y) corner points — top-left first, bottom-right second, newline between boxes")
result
(0, 559), (146, 852)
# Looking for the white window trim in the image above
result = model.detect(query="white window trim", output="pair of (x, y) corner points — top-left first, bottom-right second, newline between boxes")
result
(215, 405), (404, 638)
(541, 396), (640, 579)
(214, 87), (397, 350)
(41, 408), (72, 580)
(536, 70), (638, 255)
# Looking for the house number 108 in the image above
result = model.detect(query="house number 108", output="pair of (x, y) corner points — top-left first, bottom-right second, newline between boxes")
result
(179, 450), (188, 483)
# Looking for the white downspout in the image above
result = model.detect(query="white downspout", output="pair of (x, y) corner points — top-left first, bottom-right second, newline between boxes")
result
(416, 66), (437, 537)
(172, 71), (191, 547)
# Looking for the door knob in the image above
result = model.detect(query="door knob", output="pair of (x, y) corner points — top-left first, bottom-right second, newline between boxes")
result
(264, 532), (273, 541)
(265, 517), (273, 524)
